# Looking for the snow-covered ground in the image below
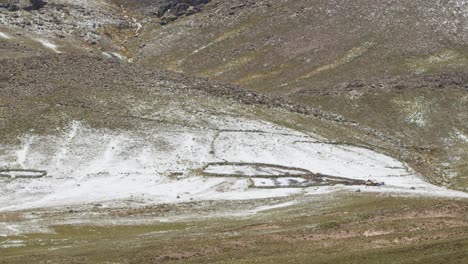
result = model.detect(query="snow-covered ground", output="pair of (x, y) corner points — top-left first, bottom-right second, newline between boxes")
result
(0, 117), (467, 213)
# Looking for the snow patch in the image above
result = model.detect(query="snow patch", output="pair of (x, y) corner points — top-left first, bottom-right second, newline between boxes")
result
(36, 39), (61, 53)
(0, 240), (25, 249)
(0, 118), (466, 213)
(111, 52), (126, 60)
(0, 32), (11, 39)
(16, 136), (34, 167)
(454, 130), (468, 142)
(102, 52), (113, 58)
(407, 111), (426, 127)
(251, 201), (297, 213)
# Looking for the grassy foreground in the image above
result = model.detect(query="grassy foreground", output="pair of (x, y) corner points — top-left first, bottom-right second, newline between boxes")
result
(1, 195), (467, 264)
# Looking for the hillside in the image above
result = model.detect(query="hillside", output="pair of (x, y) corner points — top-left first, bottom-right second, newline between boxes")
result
(0, 1), (467, 263)
(119, 0), (468, 190)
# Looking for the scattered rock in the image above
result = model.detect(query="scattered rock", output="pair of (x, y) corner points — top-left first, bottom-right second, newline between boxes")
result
(298, 72), (468, 96)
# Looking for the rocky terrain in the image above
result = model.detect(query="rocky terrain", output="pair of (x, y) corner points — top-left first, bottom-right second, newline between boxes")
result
(0, 0), (467, 263)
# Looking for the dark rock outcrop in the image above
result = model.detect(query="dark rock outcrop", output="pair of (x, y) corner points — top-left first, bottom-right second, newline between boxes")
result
(156, 0), (210, 24)
(30, 0), (45, 10)
(0, 0), (45, 11)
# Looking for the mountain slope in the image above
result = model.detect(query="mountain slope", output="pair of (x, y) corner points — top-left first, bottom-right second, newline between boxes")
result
(0, 1), (467, 263)
(115, 0), (468, 190)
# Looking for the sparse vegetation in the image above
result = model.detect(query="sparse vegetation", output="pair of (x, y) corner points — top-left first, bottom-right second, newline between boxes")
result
(1, 196), (467, 264)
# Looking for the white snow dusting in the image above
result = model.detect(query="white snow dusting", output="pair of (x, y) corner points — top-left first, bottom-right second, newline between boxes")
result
(0, 118), (466, 213)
